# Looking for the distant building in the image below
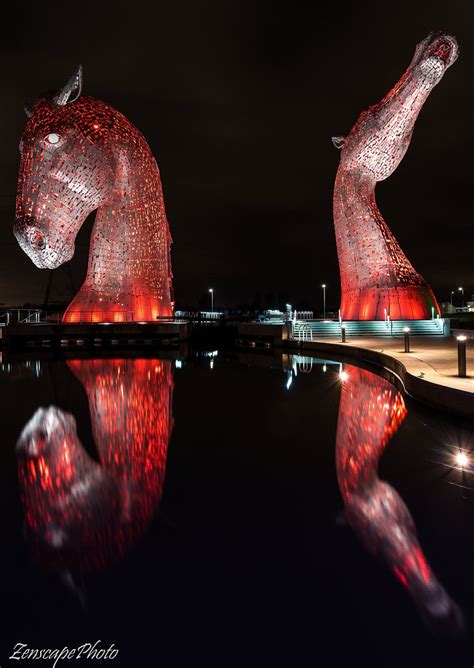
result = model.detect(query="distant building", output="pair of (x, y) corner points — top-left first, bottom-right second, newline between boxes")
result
(439, 302), (456, 315)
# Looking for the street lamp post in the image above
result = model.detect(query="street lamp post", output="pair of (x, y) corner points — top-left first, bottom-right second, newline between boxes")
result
(209, 288), (214, 313)
(451, 291), (454, 306)
(322, 284), (326, 320)
(458, 286), (464, 308)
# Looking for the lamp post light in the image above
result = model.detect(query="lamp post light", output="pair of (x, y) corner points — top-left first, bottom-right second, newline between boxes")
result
(341, 324), (346, 343)
(322, 284), (326, 320)
(403, 326), (410, 353)
(458, 287), (464, 308)
(209, 288), (214, 313)
(457, 335), (467, 378)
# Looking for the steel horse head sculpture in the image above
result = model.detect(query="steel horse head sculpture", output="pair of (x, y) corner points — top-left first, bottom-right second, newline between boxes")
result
(333, 33), (458, 320)
(15, 66), (174, 323)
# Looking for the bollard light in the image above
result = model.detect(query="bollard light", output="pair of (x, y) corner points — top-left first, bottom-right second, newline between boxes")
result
(341, 324), (346, 343)
(457, 335), (467, 378)
(403, 326), (410, 353)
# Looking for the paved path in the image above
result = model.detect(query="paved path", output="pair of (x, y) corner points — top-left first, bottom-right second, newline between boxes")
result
(305, 336), (474, 395)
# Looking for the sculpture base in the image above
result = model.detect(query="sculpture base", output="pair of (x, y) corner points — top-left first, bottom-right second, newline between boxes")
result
(340, 285), (440, 321)
(62, 293), (173, 324)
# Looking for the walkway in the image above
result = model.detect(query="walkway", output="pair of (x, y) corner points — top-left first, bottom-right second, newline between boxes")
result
(327, 336), (474, 393)
(291, 335), (474, 418)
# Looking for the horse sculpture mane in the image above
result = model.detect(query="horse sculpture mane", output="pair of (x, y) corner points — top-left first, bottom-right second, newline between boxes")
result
(15, 66), (174, 323)
(333, 33), (458, 320)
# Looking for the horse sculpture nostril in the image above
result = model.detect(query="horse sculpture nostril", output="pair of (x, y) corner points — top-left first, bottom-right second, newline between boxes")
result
(20, 226), (46, 252)
(30, 230), (45, 251)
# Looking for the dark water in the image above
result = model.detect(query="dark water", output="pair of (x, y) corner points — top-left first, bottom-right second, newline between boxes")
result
(1, 349), (474, 667)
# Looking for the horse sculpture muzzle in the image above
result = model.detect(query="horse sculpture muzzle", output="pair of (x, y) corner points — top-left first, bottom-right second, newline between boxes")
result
(13, 216), (73, 269)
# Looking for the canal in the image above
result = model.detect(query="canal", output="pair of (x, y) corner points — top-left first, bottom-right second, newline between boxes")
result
(0, 349), (472, 667)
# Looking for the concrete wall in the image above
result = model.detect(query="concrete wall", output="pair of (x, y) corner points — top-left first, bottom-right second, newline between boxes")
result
(237, 322), (291, 344)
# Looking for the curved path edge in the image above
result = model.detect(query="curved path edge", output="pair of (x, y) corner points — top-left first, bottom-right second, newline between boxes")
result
(285, 339), (474, 420)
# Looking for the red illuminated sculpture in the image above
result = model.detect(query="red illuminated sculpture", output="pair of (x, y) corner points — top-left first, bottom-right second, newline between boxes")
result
(336, 365), (463, 633)
(16, 358), (173, 574)
(333, 33), (458, 320)
(15, 66), (174, 323)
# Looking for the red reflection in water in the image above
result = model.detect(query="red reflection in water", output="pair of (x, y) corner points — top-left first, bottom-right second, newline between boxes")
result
(17, 358), (173, 574)
(336, 366), (463, 633)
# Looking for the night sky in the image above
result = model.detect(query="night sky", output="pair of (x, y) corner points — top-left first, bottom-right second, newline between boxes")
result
(0, 0), (472, 311)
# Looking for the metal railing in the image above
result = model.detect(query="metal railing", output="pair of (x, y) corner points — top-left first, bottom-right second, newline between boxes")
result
(297, 323), (313, 342)
(294, 311), (314, 320)
(0, 309), (188, 325)
(0, 309), (44, 325)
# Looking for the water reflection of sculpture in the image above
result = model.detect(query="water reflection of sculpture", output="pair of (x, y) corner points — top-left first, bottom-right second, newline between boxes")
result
(16, 359), (173, 574)
(14, 66), (174, 323)
(336, 366), (463, 633)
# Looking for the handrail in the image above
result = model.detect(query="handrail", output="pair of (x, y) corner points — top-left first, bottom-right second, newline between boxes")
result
(297, 323), (313, 342)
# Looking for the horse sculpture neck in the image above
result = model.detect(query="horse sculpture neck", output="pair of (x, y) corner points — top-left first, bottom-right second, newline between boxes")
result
(64, 121), (173, 323)
(333, 166), (431, 320)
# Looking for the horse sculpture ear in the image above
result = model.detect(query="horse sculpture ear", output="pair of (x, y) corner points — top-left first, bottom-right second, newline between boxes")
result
(332, 136), (346, 149)
(408, 33), (430, 70)
(54, 65), (83, 106)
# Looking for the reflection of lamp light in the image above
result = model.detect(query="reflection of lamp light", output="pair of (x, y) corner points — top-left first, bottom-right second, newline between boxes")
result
(455, 451), (469, 469)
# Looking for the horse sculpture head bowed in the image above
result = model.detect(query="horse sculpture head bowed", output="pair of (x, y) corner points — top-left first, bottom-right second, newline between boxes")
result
(15, 66), (173, 323)
(15, 66), (115, 269)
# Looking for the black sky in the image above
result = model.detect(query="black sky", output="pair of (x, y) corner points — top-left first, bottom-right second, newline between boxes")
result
(0, 0), (472, 310)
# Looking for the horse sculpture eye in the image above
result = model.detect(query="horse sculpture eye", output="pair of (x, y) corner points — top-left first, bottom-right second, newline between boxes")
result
(46, 133), (60, 145)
